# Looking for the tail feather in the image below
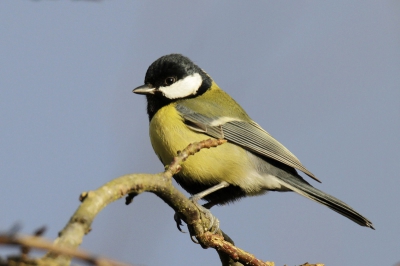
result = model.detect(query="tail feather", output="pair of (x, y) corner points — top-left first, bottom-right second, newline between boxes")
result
(275, 174), (374, 229)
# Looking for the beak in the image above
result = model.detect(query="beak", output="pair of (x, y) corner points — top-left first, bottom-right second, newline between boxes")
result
(132, 84), (156, 95)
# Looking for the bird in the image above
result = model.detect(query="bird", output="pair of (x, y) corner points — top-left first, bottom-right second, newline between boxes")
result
(133, 53), (374, 230)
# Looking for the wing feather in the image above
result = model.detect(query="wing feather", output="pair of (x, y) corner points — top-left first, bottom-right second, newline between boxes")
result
(176, 104), (320, 182)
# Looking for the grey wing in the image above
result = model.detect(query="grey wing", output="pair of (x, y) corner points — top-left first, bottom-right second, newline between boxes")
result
(176, 104), (320, 183)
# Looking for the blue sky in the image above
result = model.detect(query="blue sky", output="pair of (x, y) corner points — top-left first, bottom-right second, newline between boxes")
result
(1, 1), (399, 265)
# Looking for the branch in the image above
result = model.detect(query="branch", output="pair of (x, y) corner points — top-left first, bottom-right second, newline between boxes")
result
(0, 232), (129, 266)
(27, 138), (324, 266)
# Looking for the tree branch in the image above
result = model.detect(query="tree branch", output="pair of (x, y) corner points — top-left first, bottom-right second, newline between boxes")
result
(20, 138), (323, 266)
(0, 233), (129, 266)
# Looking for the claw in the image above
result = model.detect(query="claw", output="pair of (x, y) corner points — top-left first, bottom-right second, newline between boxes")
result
(190, 235), (199, 244)
(174, 212), (186, 233)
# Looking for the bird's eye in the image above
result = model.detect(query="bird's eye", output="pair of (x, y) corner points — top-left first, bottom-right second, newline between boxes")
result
(164, 77), (176, 86)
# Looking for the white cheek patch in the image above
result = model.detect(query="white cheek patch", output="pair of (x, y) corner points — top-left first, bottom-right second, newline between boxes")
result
(158, 73), (202, 99)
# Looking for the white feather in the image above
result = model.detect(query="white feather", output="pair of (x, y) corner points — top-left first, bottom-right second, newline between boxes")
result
(159, 73), (202, 99)
(209, 117), (242, 126)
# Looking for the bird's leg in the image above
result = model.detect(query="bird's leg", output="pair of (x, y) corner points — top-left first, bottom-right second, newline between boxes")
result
(190, 181), (230, 202)
(174, 181), (230, 238)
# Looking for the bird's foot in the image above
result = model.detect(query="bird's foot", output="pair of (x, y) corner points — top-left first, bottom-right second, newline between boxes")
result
(191, 199), (220, 234)
(173, 198), (220, 243)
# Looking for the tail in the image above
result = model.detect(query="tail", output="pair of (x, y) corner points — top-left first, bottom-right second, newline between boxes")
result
(275, 174), (374, 229)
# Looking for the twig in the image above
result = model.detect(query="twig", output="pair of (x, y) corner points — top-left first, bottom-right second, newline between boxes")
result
(0, 233), (130, 266)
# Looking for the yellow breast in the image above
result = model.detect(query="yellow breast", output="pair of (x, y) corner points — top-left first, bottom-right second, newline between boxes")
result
(149, 103), (250, 186)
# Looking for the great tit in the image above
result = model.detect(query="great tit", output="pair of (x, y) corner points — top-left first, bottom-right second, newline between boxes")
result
(133, 54), (374, 229)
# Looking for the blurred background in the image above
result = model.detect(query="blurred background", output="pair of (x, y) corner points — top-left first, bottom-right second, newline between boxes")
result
(1, 1), (399, 265)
